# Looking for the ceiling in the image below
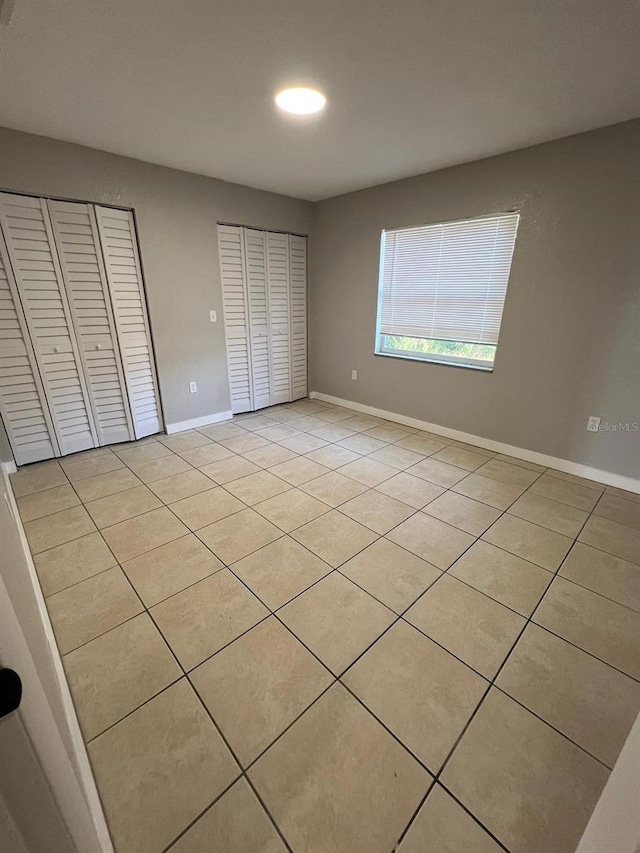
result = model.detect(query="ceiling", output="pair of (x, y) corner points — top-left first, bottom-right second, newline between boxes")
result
(1, 0), (639, 200)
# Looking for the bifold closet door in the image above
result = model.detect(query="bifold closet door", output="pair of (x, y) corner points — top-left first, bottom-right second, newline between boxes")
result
(218, 224), (253, 413)
(265, 232), (292, 405)
(0, 192), (98, 456)
(289, 234), (308, 400)
(95, 206), (162, 439)
(47, 200), (134, 445)
(0, 228), (59, 464)
(244, 229), (271, 409)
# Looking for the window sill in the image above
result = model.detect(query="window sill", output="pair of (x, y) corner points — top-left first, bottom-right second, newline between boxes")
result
(374, 350), (494, 372)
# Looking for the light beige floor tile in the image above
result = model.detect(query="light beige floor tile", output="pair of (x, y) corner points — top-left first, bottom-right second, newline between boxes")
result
(339, 490), (415, 534)
(197, 508), (282, 564)
(34, 532), (116, 596)
(605, 485), (640, 505)
(115, 441), (173, 466)
(147, 469), (216, 504)
(199, 421), (247, 440)
(345, 621), (486, 770)
(450, 540), (552, 616)
(482, 514), (572, 570)
(407, 458), (468, 487)
(191, 617), (332, 765)
(231, 536), (332, 609)
(578, 514), (640, 564)
(122, 534), (223, 607)
(475, 458), (541, 489)
(312, 408), (355, 424)
(290, 415), (326, 432)
(220, 433), (271, 454)
(365, 425), (413, 443)
(304, 445), (362, 469)
(46, 566), (143, 654)
(85, 485), (162, 529)
(177, 442), (235, 467)
(367, 445), (424, 470)
(311, 423), (359, 442)
(341, 539), (441, 613)
(338, 415), (382, 433)
(17, 484), (80, 522)
(278, 433), (329, 454)
(387, 513), (474, 570)
(61, 452), (125, 482)
(534, 577), (640, 679)
(199, 455), (260, 484)
(441, 688), (609, 853)
(63, 612), (181, 740)
(594, 492), (640, 531)
(249, 683), (429, 853)
(375, 472), (444, 509)
(405, 574), (525, 678)
(72, 468), (142, 502)
(300, 470), (368, 506)
(399, 784), (502, 853)
(452, 441), (496, 459)
(337, 433), (389, 455)
(169, 487), (244, 530)
(108, 437), (157, 451)
(10, 460), (68, 497)
(395, 434), (449, 455)
(151, 569), (268, 670)
(279, 573), (395, 674)
(291, 511), (378, 567)
(253, 488), (329, 533)
(235, 414), (278, 431)
(101, 506), (189, 561)
(170, 779), (286, 853)
(497, 623), (640, 767)
(24, 505), (96, 554)
(128, 453), (193, 484)
(338, 457), (398, 487)
(223, 470), (291, 505)
(546, 469), (605, 489)
(507, 492), (588, 537)
(452, 473), (523, 509)
(529, 473), (602, 511)
(431, 446), (489, 471)
(258, 424), (304, 442)
(495, 453), (546, 472)
(157, 430), (213, 453)
(88, 680), (239, 853)
(267, 456), (329, 486)
(560, 541), (640, 611)
(423, 491), (501, 536)
(242, 444), (298, 468)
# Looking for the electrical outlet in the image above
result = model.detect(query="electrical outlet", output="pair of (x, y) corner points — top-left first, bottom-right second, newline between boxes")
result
(586, 415), (601, 432)
(189, 381), (198, 393)
(209, 310), (217, 323)
(351, 370), (357, 380)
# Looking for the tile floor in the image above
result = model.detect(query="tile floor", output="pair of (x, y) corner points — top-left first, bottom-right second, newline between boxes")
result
(10, 398), (640, 853)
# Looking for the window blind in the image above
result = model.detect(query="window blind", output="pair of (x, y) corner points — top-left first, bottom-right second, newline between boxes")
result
(378, 212), (520, 345)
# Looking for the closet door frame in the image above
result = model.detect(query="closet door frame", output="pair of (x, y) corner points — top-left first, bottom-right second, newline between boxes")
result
(0, 228), (61, 464)
(47, 201), (135, 446)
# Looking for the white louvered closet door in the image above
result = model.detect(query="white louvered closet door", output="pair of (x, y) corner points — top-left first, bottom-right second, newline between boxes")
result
(0, 228), (59, 464)
(218, 225), (253, 414)
(265, 232), (292, 405)
(95, 206), (162, 439)
(48, 200), (134, 446)
(244, 229), (271, 409)
(289, 234), (307, 400)
(0, 192), (98, 455)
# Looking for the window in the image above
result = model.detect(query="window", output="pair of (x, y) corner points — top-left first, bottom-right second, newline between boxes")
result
(375, 212), (520, 370)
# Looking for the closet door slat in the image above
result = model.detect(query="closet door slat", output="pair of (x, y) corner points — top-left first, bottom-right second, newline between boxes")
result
(218, 224), (253, 413)
(289, 234), (308, 400)
(95, 206), (162, 439)
(266, 232), (292, 405)
(0, 228), (59, 464)
(0, 192), (97, 455)
(48, 200), (134, 446)
(245, 229), (271, 409)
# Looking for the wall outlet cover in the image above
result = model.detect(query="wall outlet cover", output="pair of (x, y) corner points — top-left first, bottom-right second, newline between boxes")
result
(587, 415), (601, 432)
(351, 370), (357, 380)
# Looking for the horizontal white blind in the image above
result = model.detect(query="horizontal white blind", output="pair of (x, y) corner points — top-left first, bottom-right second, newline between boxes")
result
(378, 213), (520, 345)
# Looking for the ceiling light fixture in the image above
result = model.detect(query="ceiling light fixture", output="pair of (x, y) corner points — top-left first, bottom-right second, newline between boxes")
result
(275, 87), (326, 115)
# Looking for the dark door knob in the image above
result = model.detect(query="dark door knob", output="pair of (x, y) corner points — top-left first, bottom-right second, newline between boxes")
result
(0, 668), (22, 719)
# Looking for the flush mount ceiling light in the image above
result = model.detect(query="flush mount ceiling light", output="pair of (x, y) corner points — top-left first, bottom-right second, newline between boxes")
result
(275, 87), (326, 115)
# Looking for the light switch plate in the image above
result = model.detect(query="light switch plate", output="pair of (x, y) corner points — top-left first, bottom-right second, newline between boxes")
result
(209, 310), (217, 323)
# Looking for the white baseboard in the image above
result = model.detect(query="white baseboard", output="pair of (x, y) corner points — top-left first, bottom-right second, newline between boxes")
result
(165, 410), (233, 434)
(310, 391), (640, 495)
(2, 460), (17, 475)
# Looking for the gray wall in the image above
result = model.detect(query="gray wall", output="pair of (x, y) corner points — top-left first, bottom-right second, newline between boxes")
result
(0, 127), (312, 432)
(309, 120), (640, 478)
